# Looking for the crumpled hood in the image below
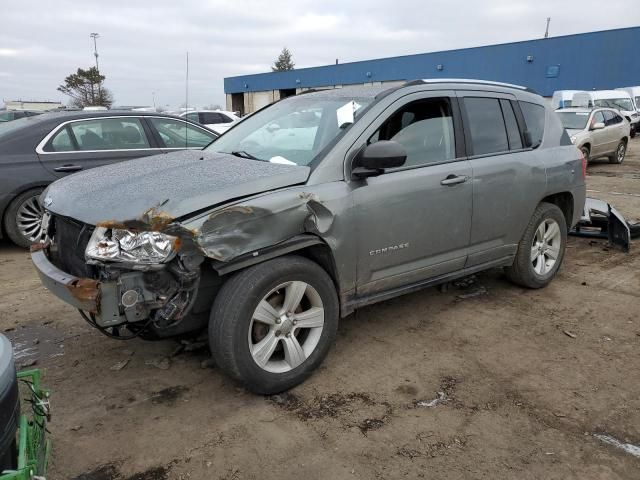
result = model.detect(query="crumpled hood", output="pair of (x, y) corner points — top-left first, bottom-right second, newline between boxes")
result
(43, 150), (310, 227)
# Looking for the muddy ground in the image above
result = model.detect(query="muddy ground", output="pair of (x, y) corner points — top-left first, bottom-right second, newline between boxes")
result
(1, 140), (639, 480)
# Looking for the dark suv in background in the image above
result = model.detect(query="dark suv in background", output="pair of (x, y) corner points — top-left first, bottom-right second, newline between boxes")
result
(33, 80), (586, 393)
(0, 111), (217, 247)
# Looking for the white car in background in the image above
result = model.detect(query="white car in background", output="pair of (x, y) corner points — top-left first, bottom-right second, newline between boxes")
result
(179, 110), (240, 134)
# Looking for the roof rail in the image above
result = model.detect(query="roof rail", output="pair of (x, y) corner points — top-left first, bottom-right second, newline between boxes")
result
(406, 78), (536, 93)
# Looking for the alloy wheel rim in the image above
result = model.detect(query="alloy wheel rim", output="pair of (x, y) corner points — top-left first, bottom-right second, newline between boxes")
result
(618, 144), (625, 162)
(16, 195), (44, 243)
(248, 281), (324, 373)
(530, 218), (561, 276)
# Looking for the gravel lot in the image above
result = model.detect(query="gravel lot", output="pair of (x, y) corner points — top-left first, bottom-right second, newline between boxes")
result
(1, 140), (639, 479)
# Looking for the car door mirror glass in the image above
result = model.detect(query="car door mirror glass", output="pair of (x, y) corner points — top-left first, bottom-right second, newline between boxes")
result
(352, 141), (407, 178)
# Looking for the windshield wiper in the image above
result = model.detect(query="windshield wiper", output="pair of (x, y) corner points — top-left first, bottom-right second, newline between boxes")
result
(229, 150), (260, 160)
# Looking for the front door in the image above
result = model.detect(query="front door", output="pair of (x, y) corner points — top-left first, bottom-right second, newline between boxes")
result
(589, 111), (609, 157)
(351, 92), (473, 296)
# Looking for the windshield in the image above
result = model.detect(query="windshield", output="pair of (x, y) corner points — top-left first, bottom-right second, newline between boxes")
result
(206, 95), (372, 166)
(594, 98), (634, 111)
(557, 112), (590, 130)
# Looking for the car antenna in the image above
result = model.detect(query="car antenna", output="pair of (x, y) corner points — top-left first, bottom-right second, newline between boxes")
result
(185, 51), (189, 149)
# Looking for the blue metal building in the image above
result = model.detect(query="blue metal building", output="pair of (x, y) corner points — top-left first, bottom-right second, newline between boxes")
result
(224, 27), (640, 114)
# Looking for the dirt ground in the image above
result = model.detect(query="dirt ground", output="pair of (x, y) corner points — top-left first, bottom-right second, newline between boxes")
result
(1, 140), (639, 480)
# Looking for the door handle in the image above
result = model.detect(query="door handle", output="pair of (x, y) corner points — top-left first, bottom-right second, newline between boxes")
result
(53, 165), (83, 172)
(440, 174), (468, 186)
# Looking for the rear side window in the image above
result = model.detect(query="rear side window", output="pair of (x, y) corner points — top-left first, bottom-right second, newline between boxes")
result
(149, 117), (216, 148)
(519, 102), (545, 148)
(200, 112), (224, 124)
(50, 127), (74, 152)
(464, 97), (509, 155)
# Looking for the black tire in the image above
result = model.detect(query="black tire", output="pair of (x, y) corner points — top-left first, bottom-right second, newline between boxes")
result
(580, 145), (590, 163)
(209, 255), (339, 394)
(608, 140), (626, 164)
(3, 188), (44, 248)
(0, 439), (17, 472)
(505, 202), (567, 289)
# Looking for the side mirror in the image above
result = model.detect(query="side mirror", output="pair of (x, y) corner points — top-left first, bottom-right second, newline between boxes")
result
(351, 141), (407, 179)
(591, 122), (605, 130)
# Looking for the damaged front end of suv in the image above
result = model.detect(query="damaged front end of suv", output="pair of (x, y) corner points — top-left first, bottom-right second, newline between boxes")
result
(30, 149), (336, 339)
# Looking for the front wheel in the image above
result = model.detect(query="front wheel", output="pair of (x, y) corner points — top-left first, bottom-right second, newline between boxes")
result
(505, 202), (567, 289)
(209, 255), (339, 394)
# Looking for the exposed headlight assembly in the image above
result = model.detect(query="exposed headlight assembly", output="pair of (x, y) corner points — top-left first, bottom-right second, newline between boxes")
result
(86, 227), (178, 264)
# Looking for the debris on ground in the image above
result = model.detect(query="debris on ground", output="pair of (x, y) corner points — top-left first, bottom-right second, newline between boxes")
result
(456, 286), (488, 300)
(593, 433), (640, 458)
(150, 386), (189, 406)
(570, 197), (640, 252)
(563, 330), (577, 339)
(145, 357), (171, 370)
(415, 391), (447, 408)
(110, 359), (130, 371)
(18, 358), (38, 368)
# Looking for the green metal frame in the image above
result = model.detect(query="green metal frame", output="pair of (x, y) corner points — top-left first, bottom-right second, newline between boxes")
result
(0, 369), (50, 480)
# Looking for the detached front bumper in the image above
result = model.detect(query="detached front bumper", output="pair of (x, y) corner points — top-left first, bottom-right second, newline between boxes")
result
(31, 245), (129, 327)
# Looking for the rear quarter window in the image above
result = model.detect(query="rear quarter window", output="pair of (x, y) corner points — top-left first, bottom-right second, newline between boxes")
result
(519, 101), (545, 148)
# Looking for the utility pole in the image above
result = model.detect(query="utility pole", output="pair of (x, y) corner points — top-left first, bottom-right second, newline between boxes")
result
(544, 17), (551, 39)
(90, 32), (102, 102)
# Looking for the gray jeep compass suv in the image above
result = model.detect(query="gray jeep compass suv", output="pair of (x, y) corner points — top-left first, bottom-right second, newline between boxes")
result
(32, 80), (586, 393)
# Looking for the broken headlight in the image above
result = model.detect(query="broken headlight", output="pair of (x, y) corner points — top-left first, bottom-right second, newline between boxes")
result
(86, 227), (178, 264)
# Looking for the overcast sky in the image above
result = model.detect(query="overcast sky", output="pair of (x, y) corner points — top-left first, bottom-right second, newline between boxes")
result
(1, 0), (638, 109)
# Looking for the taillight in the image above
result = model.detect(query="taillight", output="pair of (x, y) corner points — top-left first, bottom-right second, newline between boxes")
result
(580, 150), (587, 178)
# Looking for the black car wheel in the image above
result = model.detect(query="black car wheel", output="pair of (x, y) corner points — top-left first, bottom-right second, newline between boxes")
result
(505, 202), (567, 289)
(209, 256), (339, 394)
(3, 188), (45, 248)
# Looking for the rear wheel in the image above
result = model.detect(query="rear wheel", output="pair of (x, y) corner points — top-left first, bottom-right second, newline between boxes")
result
(506, 202), (567, 289)
(608, 140), (626, 164)
(3, 188), (45, 248)
(209, 256), (339, 394)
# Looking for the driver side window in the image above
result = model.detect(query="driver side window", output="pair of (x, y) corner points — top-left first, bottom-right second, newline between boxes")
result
(368, 98), (455, 168)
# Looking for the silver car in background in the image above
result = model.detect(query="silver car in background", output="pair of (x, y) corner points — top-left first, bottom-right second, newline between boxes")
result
(556, 107), (630, 164)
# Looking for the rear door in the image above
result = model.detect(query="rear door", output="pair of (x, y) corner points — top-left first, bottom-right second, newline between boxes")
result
(459, 93), (547, 267)
(145, 117), (217, 152)
(36, 116), (162, 178)
(352, 91), (473, 295)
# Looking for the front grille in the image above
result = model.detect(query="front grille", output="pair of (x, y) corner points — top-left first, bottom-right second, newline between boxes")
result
(50, 215), (95, 278)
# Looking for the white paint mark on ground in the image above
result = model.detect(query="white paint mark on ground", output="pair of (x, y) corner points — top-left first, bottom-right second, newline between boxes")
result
(594, 433), (640, 458)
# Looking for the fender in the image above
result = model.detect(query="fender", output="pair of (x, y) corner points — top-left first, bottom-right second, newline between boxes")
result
(211, 234), (326, 276)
